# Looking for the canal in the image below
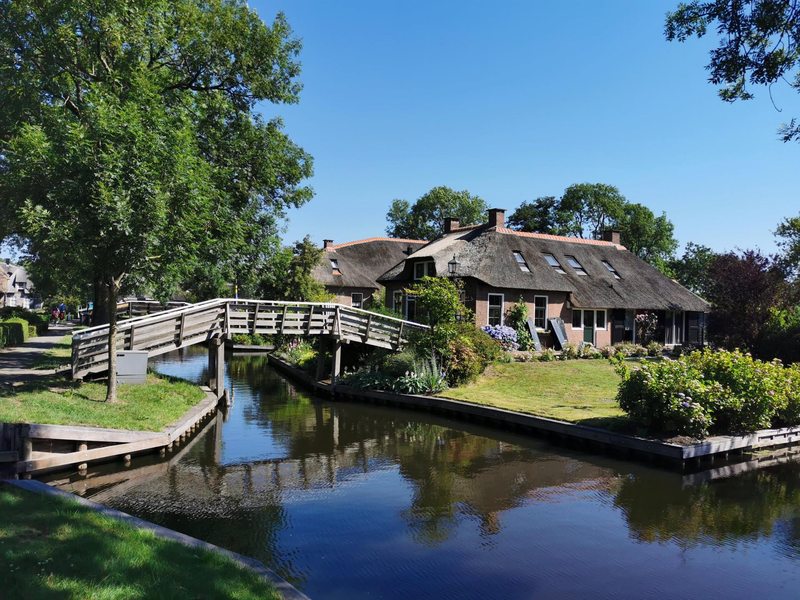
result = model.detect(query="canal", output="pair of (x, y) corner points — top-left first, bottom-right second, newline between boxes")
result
(46, 347), (800, 599)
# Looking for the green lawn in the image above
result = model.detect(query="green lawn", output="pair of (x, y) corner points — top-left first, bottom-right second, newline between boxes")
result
(30, 334), (73, 370)
(0, 374), (205, 431)
(0, 483), (281, 600)
(440, 360), (630, 430)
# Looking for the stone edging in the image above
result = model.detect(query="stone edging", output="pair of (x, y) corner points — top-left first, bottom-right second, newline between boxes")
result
(3, 479), (310, 600)
(267, 355), (800, 464)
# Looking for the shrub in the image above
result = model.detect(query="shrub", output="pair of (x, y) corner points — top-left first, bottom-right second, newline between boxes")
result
(0, 318), (29, 348)
(27, 325), (37, 338)
(612, 343), (648, 358)
(0, 307), (48, 334)
(340, 359), (447, 395)
(561, 343), (579, 360)
(617, 348), (800, 438)
(231, 333), (253, 345)
(482, 325), (518, 351)
(383, 349), (419, 377)
(539, 348), (556, 361)
(647, 341), (664, 357)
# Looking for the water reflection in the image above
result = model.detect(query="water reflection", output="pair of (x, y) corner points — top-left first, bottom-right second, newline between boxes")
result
(48, 347), (800, 599)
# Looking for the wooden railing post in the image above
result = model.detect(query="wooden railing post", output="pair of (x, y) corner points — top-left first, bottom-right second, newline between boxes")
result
(178, 313), (185, 347)
(280, 305), (288, 335)
(252, 304), (259, 334)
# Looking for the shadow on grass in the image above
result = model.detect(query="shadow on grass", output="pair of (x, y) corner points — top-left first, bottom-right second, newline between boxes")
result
(0, 484), (282, 600)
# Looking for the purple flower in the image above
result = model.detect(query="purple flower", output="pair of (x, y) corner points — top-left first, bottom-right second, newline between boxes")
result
(681, 402), (691, 408)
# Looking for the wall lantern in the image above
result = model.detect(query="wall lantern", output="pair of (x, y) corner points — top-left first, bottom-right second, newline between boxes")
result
(448, 255), (460, 276)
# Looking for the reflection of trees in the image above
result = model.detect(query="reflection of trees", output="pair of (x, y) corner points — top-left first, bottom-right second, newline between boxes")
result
(614, 463), (800, 549)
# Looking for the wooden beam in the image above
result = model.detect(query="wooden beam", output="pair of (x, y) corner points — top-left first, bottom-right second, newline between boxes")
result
(280, 305), (288, 334)
(24, 424), (162, 444)
(252, 304), (259, 334)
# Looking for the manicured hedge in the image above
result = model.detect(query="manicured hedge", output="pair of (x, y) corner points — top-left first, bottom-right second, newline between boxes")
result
(617, 349), (800, 438)
(0, 318), (30, 349)
(0, 307), (49, 335)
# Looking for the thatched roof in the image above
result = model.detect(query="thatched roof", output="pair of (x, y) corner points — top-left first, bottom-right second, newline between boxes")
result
(313, 237), (427, 290)
(378, 226), (710, 312)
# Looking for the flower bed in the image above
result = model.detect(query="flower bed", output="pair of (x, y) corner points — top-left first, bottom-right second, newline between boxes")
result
(616, 349), (800, 438)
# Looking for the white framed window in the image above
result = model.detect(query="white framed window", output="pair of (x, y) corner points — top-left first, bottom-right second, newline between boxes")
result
(414, 261), (435, 280)
(543, 253), (567, 274)
(487, 293), (504, 326)
(565, 255), (588, 276)
(393, 290), (403, 314)
(513, 252), (530, 272)
(8, 296), (16, 307)
(602, 261), (620, 279)
(533, 296), (548, 329)
(572, 309), (607, 330)
(351, 293), (363, 309)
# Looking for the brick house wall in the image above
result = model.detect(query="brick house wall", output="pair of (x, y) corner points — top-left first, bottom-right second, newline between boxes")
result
(326, 286), (377, 308)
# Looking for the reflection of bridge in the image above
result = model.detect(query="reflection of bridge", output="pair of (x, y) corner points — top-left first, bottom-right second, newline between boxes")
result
(71, 299), (428, 388)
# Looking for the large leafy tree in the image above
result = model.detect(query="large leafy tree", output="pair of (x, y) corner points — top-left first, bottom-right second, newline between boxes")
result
(776, 213), (800, 277)
(666, 0), (800, 142)
(0, 1), (313, 400)
(507, 183), (679, 272)
(386, 186), (488, 241)
(258, 236), (331, 302)
(668, 242), (719, 298)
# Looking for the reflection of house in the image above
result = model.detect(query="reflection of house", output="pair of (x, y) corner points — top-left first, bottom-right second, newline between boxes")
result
(1, 260), (42, 309)
(378, 209), (710, 348)
(312, 237), (426, 308)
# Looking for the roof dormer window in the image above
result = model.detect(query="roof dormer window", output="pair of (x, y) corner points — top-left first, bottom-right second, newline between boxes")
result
(330, 259), (341, 274)
(414, 261), (435, 280)
(513, 252), (530, 272)
(543, 253), (566, 274)
(602, 260), (620, 279)
(565, 255), (588, 276)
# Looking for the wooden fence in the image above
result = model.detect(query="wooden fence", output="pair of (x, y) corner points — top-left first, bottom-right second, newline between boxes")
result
(71, 299), (427, 379)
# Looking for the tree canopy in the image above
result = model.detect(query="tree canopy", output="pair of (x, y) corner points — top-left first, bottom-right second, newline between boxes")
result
(507, 183), (678, 272)
(0, 0), (313, 399)
(666, 0), (800, 142)
(386, 186), (488, 241)
(668, 242), (719, 298)
(776, 213), (800, 277)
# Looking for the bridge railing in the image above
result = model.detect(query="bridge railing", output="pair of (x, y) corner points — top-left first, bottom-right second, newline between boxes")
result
(71, 299), (428, 379)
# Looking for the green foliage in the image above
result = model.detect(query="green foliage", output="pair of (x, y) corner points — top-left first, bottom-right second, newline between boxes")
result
(259, 236), (332, 302)
(405, 276), (472, 362)
(444, 323), (503, 386)
(0, 307), (48, 334)
(386, 186), (488, 241)
(776, 214), (800, 277)
(230, 333), (271, 346)
(341, 358), (447, 395)
(539, 348), (556, 361)
(0, 317), (30, 348)
(276, 338), (316, 371)
(0, 1), (314, 399)
(617, 349), (800, 438)
(647, 341), (664, 357)
(763, 306), (800, 365)
(665, 1), (800, 142)
(508, 183), (678, 271)
(505, 297), (536, 351)
(668, 242), (719, 298)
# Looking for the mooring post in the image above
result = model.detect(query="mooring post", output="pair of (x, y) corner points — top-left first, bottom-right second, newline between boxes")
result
(331, 340), (343, 383)
(215, 335), (225, 399)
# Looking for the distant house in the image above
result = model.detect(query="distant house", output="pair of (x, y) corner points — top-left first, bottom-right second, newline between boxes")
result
(378, 209), (709, 348)
(312, 237), (427, 308)
(1, 259), (42, 310)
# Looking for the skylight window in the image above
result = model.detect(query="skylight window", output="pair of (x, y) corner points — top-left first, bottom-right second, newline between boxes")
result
(513, 252), (530, 272)
(565, 256), (588, 276)
(543, 253), (566, 274)
(330, 259), (339, 270)
(602, 260), (620, 279)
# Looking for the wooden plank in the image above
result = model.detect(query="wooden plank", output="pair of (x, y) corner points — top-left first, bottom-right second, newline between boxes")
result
(279, 305), (288, 335)
(17, 434), (171, 473)
(178, 313), (186, 346)
(0, 451), (18, 463)
(24, 424), (163, 444)
(129, 325), (136, 350)
(252, 304), (259, 334)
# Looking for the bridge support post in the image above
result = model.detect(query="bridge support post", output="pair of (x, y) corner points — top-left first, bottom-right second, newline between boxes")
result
(208, 336), (225, 398)
(330, 340), (343, 384)
(316, 338), (328, 381)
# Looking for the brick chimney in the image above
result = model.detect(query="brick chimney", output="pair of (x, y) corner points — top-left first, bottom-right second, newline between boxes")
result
(601, 230), (621, 245)
(488, 208), (506, 228)
(443, 217), (460, 233)
(323, 239), (334, 249)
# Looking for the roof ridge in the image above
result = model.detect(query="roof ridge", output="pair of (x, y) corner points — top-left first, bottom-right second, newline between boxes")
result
(324, 237), (427, 251)
(494, 227), (626, 249)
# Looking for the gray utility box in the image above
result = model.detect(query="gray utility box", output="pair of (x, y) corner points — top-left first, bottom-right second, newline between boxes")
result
(116, 350), (148, 385)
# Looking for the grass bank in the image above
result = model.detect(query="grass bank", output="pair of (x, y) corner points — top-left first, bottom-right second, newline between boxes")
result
(0, 373), (205, 431)
(440, 360), (630, 429)
(0, 483), (281, 600)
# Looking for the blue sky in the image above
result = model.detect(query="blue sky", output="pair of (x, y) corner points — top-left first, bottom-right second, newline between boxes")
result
(255, 0), (797, 256)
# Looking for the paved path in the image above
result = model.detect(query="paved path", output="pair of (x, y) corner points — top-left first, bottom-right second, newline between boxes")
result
(0, 323), (74, 388)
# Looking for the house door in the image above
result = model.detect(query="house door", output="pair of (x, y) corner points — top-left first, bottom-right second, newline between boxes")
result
(611, 309), (626, 344)
(583, 310), (595, 344)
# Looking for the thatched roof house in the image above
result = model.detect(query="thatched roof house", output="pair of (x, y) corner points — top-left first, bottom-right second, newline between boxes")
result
(378, 209), (709, 348)
(2, 259), (42, 310)
(312, 237), (427, 308)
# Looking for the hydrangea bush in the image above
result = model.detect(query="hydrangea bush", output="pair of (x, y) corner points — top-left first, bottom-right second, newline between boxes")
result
(616, 349), (800, 438)
(482, 325), (518, 351)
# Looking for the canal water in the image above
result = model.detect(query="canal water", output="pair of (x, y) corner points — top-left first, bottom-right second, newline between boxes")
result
(49, 347), (800, 599)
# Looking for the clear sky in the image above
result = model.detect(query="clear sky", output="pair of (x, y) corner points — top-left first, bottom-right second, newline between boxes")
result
(254, 0), (797, 256)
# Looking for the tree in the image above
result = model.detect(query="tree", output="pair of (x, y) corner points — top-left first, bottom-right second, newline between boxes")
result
(507, 183), (679, 271)
(386, 186), (488, 241)
(507, 197), (560, 234)
(668, 242), (719, 298)
(404, 276), (471, 362)
(258, 236), (331, 302)
(776, 213), (800, 277)
(665, 1), (800, 142)
(705, 250), (788, 355)
(0, 1), (313, 401)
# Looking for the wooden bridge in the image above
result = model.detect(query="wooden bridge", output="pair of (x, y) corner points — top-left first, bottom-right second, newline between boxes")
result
(71, 299), (428, 392)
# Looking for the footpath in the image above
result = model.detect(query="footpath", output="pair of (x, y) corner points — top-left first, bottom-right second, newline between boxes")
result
(0, 323), (74, 389)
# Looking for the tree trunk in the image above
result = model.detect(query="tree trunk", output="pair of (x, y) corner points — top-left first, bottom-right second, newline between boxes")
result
(105, 281), (119, 403)
(92, 277), (111, 326)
